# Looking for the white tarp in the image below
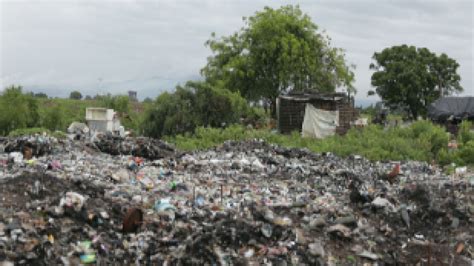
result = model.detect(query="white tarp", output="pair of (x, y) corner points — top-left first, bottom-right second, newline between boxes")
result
(302, 104), (339, 139)
(353, 118), (368, 127)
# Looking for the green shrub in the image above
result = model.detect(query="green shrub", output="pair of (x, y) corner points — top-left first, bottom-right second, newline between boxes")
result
(167, 120), (466, 166)
(243, 107), (269, 128)
(458, 140), (474, 164)
(437, 149), (463, 166)
(41, 104), (67, 131)
(143, 81), (248, 138)
(8, 127), (51, 137)
(0, 86), (40, 135)
(51, 131), (67, 139)
(8, 127), (67, 139)
(98, 95), (130, 114)
(457, 121), (474, 145)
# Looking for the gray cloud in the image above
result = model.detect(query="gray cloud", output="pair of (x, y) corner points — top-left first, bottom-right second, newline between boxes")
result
(1, 0), (472, 104)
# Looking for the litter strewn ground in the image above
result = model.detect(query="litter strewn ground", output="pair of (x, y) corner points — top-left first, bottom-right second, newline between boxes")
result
(0, 136), (473, 265)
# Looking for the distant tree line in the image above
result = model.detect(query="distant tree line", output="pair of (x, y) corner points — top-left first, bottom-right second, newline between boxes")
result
(0, 86), (143, 136)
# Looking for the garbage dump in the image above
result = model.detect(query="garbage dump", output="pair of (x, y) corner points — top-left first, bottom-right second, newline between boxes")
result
(3, 136), (54, 158)
(0, 137), (473, 265)
(92, 134), (175, 160)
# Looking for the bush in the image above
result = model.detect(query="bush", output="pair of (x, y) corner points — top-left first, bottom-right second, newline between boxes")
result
(51, 131), (67, 139)
(8, 128), (67, 139)
(437, 149), (464, 166)
(243, 107), (269, 128)
(0, 86), (40, 135)
(143, 81), (248, 138)
(458, 140), (474, 165)
(457, 121), (474, 145)
(98, 95), (130, 114)
(167, 121), (464, 166)
(8, 127), (51, 137)
(41, 104), (67, 131)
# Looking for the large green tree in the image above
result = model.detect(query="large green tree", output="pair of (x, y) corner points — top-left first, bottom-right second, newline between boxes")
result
(370, 45), (462, 119)
(202, 5), (355, 113)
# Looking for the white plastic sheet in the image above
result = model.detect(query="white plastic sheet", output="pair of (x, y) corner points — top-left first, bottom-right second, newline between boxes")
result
(302, 104), (339, 139)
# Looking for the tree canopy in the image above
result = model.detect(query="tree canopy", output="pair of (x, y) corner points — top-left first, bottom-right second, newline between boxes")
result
(34, 92), (48, 98)
(201, 5), (355, 111)
(370, 45), (462, 119)
(69, 91), (83, 100)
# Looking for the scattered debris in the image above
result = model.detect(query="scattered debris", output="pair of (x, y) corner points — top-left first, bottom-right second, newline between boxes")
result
(93, 135), (175, 159)
(357, 250), (379, 260)
(0, 138), (472, 265)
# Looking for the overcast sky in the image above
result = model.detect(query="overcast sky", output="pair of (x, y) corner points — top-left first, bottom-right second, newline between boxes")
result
(1, 0), (473, 105)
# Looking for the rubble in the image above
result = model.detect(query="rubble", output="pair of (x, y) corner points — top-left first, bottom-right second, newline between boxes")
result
(3, 136), (54, 157)
(92, 134), (175, 160)
(0, 137), (473, 265)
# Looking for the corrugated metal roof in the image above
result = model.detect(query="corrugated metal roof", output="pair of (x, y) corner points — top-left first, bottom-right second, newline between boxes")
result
(428, 96), (474, 120)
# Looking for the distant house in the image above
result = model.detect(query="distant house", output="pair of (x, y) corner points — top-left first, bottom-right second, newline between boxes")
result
(128, 91), (138, 102)
(277, 92), (358, 138)
(428, 96), (474, 134)
(86, 108), (122, 134)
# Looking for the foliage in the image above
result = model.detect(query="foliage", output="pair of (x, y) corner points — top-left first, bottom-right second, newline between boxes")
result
(52, 131), (67, 139)
(69, 91), (83, 100)
(8, 127), (66, 139)
(370, 45), (462, 119)
(167, 121), (469, 166)
(0, 86), (40, 135)
(121, 112), (142, 134)
(457, 121), (474, 145)
(0, 86), (146, 135)
(439, 122), (474, 166)
(34, 92), (48, 98)
(8, 127), (51, 137)
(458, 141), (474, 165)
(94, 94), (143, 132)
(98, 94), (130, 114)
(243, 106), (270, 128)
(202, 5), (355, 112)
(37, 98), (90, 126)
(359, 104), (376, 117)
(41, 103), (67, 131)
(437, 149), (459, 167)
(143, 81), (248, 138)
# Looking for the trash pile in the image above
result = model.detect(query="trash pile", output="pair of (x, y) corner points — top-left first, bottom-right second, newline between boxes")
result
(0, 137), (473, 265)
(2, 135), (55, 159)
(92, 134), (175, 160)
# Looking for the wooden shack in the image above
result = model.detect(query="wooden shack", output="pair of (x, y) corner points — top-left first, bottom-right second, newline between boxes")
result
(277, 92), (358, 135)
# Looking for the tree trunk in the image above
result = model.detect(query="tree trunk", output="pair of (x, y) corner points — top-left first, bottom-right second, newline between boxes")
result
(271, 98), (277, 119)
(410, 109), (418, 120)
